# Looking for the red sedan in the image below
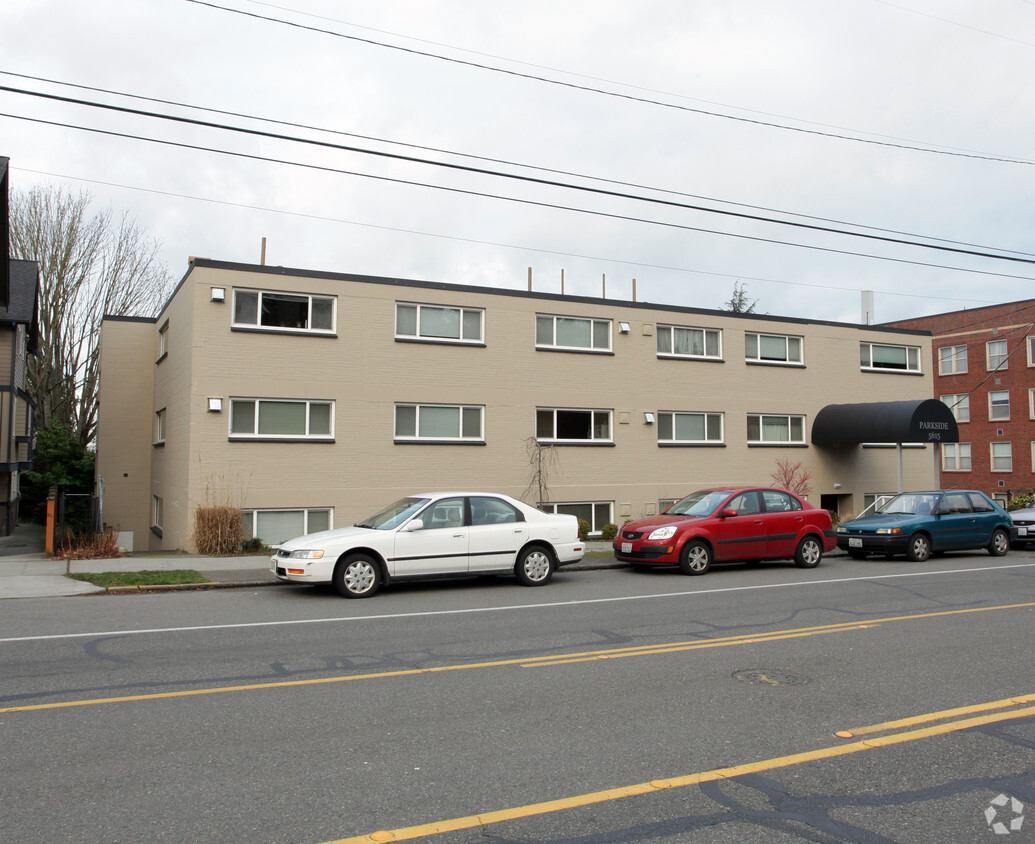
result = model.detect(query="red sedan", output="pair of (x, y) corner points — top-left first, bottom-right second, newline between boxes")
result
(614, 487), (836, 575)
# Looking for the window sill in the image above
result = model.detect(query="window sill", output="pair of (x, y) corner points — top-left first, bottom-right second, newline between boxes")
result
(153, 441), (166, 448)
(860, 367), (923, 375)
(155, 352), (168, 365)
(393, 439), (486, 446)
(535, 347), (614, 356)
(231, 326), (338, 338)
(745, 360), (805, 368)
(535, 441), (616, 447)
(747, 442), (808, 448)
(657, 355), (724, 363)
(150, 525), (163, 538)
(658, 442), (727, 448)
(395, 337), (486, 348)
(228, 437), (336, 444)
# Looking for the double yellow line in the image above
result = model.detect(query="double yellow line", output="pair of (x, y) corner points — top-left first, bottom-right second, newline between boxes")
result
(330, 693), (1035, 843)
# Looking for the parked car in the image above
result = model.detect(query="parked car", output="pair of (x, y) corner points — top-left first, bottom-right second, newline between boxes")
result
(836, 490), (1013, 561)
(613, 487), (836, 575)
(271, 492), (584, 597)
(1009, 507), (1035, 550)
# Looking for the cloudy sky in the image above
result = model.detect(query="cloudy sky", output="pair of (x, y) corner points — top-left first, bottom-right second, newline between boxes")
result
(4, 0), (1035, 324)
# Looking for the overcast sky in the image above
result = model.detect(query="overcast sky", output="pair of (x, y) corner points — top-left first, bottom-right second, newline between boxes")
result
(4, 0), (1035, 324)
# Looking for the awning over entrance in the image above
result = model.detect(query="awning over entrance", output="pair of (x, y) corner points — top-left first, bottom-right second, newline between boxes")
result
(811, 399), (959, 445)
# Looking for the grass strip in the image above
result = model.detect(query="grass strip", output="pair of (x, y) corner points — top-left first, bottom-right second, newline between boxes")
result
(67, 570), (208, 588)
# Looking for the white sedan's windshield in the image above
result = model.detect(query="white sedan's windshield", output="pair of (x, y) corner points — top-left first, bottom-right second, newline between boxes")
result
(355, 497), (430, 530)
(877, 493), (939, 516)
(666, 490), (731, 517)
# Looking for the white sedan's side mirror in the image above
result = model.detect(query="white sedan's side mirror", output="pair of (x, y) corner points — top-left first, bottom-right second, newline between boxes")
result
(402, 519), (423, 532)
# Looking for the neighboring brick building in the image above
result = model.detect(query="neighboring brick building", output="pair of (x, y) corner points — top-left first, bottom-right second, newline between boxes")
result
(884, 300), (1035, 506)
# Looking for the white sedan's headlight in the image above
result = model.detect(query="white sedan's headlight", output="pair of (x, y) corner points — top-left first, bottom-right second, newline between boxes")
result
(648, 526), (677, 541)
(288, 549), (325, 560)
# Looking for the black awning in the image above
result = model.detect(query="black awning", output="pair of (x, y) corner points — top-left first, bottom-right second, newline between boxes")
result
(812, 399), (958, 445)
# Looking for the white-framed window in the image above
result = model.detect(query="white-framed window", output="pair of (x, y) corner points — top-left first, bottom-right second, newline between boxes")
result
(938, 344), (967, 375)
(861, 342), (920, 372)
(988, 390), (1010, 421)
(991, 441), (1013, 472)
(657, 411), (723, 444)
(157, 320), (169, 362)
(394, 403), (484, 442)
(535, 314), (610, 352)
(747, 413), (806, 445)
(232, 288), (335, 333)
(987, 339), (1008, 371)
(941, 393), (969, 423)
(229, 398), (333, 440)
(1030, 388), (1035, 419)
(152, 495), (163, 530)
(396, 302), (483, 344)
(657, 324), (721, 359)
(244, 508), (332, 545)
(1027, 336), (1035, 367)
(942, 442), (971, 471)
(659, 498), (679, 513)
(536, 408), (612, 443)
(745, 332), (802, 365)
(1031, 441), (1035, 472)
(863, 493), (896, 513)
(543, 501), (613, 537)
(154, 408), (166, 445)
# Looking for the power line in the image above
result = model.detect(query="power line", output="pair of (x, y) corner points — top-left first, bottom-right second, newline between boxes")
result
(5, 109), (1035, 284)
(183, 0), (1035, 167)
(6, 69), (1033, 260)
(5, 84), (1035, 268)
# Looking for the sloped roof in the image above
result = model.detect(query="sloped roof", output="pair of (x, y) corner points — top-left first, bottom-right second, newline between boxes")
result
(0, 259), (39, 352)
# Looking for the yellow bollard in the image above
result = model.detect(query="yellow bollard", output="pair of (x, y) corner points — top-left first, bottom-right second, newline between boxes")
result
(45, 487), (57, 556)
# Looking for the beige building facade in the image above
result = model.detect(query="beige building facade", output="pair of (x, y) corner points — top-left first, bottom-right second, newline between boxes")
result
(97, 259), (942, 552)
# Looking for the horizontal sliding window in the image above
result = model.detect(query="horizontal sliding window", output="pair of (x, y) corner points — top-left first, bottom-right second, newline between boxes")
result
(542, 501), (612, 536)
(657, 411), (723, 444)
(536, 408), (612, 443)
(395, 403), (484, 442)
(861, 342), (920, 372)
(232, 289), (335, 333)
(747, 413), (805, 445)
(244, 508), (332, 545)
(745, 332), (802, 364)
(230, 399), (333, 439)
(536, 314), (610, 351)
(396, 302), (483, 343)
(657, 324), (721, 359)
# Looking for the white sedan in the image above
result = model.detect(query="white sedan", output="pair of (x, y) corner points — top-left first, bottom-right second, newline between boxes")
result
(271, 492), (585, 598)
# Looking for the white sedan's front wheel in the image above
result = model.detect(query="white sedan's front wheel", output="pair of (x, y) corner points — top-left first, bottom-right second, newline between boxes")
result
(333, 554), (381, 598)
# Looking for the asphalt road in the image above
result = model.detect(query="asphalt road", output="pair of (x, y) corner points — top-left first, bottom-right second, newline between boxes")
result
(1, 552), (1033, 843)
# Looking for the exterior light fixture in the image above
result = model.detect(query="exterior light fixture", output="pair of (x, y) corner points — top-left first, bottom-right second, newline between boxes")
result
(619, 322), (631, 334)
(643, 412), (655, 425)
(207, 397), (223, 412)
(211, 287), (226, 302)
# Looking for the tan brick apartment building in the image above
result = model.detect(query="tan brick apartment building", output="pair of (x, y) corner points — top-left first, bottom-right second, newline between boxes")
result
(885, 299), (1035, 507)
(96, 259), (945, 552)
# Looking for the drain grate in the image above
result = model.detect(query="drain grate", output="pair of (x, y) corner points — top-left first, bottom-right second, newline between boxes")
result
(733, 668), (808, 686)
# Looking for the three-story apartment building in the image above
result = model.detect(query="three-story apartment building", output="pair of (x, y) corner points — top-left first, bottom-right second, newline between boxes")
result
(97, 259), (945, 552)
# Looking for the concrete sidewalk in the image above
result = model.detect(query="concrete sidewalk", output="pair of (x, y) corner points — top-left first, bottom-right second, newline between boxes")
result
(0, 524), (621, 599)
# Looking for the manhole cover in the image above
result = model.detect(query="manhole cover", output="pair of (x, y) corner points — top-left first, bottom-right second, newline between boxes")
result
(732, 669), (808, 686)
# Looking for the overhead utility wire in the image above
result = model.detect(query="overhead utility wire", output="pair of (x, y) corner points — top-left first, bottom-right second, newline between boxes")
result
(5, 84), (1034, 268)
(184, 0), (1035, 167)
(5, 110), (1035, 285)
(5, 70), (1030, 259)
(13, 165), (992, 308)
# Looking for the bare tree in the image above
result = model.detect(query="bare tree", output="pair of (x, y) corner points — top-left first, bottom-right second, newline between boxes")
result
(522, 436), (558, 506)
(9, 185), (172, 446)
(770, 458), (812, 497)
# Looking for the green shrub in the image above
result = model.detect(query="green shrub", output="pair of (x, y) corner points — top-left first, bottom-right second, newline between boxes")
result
(577, 519), (591, 541)
(1008, 493), (1035, 511)
(601, 523), (619, 541)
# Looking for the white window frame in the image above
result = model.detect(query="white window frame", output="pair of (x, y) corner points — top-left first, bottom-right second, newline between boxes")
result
(243, 508), (333, 543)
(395, 302), (484, 344)
(394, 403), (484, 442)
(154, 408), (166, 445)
(861, 342), (921, 373)
(747, 413), (806, 445)
(535, 314), (611, 352)
(152, 495), (163, 530)
(157, 320), (169, 362)
(1027, 336), (1035, 367)
(986, 339), (1008, 372)
(940, 393), (969, 423)
(231, 288), (336, 334)
(1031, 441), (1035, 472)
(1029, 388), (1035, 419)
(536, 407), (613, 444)
(745, 332), (802, 365)
(991, 441), (1013, 472)
(542, 501), (613, 537)
(657, 411), (724, 444)
(229, 398), (334, 440)
(988, 390), (1010, 421)
(938, 344), (967, 375)
(941, 442), (971, 472)
(657, 324), (722, 360)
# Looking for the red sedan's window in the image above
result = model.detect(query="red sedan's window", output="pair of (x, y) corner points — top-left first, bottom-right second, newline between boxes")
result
(761, 490), (803, 512)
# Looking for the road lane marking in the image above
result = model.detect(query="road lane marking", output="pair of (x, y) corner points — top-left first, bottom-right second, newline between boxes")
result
(1, 562), (1033, 644)
(1, 602), (1032, 714)
(327, 700), (1035, 843)
(834, 693), (1035, 737)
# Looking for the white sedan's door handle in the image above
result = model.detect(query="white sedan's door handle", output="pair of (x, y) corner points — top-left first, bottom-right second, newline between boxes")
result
(452, 532), (465, 538)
